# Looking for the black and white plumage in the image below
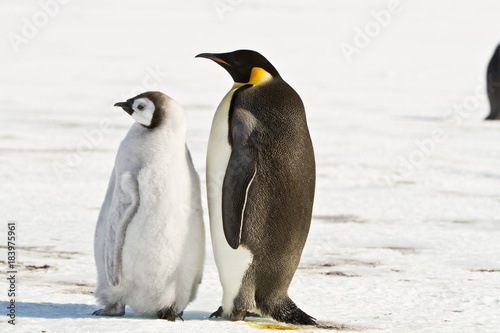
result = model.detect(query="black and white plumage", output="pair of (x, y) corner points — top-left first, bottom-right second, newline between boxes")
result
(197, 50), (316, 325)
(487, 44), (500, 120)
(93, 91), (205, 321)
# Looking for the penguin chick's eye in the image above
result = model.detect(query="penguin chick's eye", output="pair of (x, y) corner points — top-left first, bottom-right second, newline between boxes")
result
(137, 104), (144, 111)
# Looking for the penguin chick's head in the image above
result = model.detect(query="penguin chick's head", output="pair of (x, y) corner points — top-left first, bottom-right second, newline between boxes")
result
(114, 91), (169, 128)
(196, 49), (280, 84)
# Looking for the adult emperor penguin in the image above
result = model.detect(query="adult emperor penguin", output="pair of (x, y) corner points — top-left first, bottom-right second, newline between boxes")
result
(93, 91), (205, 321)
(196, 50), (316, 325)
(486, 44), (500, 120)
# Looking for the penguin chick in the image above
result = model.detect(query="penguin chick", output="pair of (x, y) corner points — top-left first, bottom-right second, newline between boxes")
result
(93, 91), (205, 321)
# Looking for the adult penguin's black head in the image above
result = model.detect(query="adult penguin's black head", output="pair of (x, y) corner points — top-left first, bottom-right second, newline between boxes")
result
(196, 49), (280, 84)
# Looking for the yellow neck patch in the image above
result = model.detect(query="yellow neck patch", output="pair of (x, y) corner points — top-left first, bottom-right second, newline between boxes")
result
(248, 67), (272, 85)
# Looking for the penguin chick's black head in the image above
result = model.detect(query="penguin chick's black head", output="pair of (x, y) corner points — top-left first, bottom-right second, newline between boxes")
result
(196, 49), (280, 84)
(114, 91), (168, 129)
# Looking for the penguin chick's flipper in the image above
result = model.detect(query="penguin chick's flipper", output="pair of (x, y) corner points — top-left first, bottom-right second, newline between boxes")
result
(267, 297), (317, 326)
(157, 307), (184, 321)
(222, 105), (259, 249)
(104, 172), (139, 286)
(209, 306), (224, 319)
(92, 303), (125, 317)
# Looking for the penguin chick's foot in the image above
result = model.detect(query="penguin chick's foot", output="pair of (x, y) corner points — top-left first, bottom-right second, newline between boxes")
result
(209, 306), (223, 319)
(92, 303), (125, 317)
(157, 307), (184, 321)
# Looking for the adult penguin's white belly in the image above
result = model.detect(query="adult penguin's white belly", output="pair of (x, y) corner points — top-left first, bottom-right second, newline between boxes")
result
(206, 83), (253, 315)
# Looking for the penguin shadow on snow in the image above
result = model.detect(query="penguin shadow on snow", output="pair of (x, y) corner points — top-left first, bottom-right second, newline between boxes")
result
(0, 301), (211, 321)
(0, 301), (97, 319)
(118, 310), (213, 321)
(3, 300), (367, 330)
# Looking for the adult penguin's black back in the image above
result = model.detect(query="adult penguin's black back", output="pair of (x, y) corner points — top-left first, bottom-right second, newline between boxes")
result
(486, 44), (500, 120)
(197, 50), (316, 325)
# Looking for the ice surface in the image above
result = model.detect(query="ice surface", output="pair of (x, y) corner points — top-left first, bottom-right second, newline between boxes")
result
(0, 0), (499, 332)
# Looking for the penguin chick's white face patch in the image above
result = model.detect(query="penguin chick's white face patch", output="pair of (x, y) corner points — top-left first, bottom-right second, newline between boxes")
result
(131, 98), (155, 127)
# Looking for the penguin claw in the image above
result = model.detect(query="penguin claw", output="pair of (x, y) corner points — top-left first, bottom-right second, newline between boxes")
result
(157, 307), (183, 321)
(209, 306), (223, 319)
(246, 311), (261, 318)
(92, 308), (125, 317)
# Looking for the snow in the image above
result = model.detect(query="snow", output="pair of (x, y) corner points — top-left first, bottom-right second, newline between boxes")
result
(1, 0), (500, 332)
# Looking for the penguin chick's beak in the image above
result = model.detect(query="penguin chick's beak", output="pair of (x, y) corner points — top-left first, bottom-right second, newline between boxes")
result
(195, 53), (231, 67)
(114, 101), (133, 115)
